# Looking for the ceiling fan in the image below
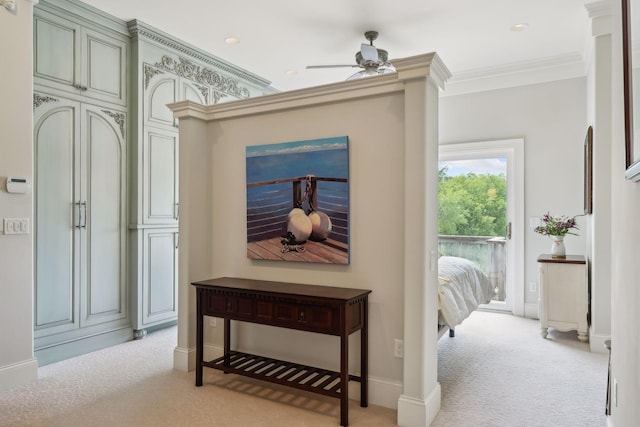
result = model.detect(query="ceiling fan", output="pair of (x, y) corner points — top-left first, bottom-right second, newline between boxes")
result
(306, 31), (396, 80)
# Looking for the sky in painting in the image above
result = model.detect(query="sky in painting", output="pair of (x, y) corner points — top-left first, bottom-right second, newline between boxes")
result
(246, 137), (348, 158)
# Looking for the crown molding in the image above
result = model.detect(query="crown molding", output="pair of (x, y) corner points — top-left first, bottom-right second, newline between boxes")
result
(36, 0), (129, 36)
(443, 53), (587, 96)
(586, 0), (612, 36)
(392, 52), (451, 90)
(585, 0), (612, 19)
(169, 53), (448, 121)
(128, 19), (271, 89)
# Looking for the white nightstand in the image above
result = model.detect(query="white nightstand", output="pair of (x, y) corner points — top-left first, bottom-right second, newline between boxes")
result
(537, 254), (588, 342)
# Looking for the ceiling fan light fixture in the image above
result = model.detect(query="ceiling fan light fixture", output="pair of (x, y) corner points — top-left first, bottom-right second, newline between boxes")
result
(306, 31), (396, 81)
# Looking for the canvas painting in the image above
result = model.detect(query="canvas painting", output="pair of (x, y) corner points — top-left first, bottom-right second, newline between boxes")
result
(246, 136), (350, 264)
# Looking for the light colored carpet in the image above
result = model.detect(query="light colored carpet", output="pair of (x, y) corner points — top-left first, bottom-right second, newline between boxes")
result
(433, 310), (608, 427)
(0, 327), (395, 427)
(0, 311), (608, 427)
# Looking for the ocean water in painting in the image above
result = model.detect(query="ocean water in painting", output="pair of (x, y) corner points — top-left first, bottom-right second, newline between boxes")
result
(246, 136), (350, 244)
(246, 137), (349, 183)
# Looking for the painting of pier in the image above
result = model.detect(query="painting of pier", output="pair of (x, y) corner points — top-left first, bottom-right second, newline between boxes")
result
(245, 136), (350, 264)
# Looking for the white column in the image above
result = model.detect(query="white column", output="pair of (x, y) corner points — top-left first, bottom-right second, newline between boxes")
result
(396, 55), (449, 426)
(173, 115), (215, 371)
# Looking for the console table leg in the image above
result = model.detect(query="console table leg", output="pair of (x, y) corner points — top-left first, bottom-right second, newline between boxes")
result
(340, 331), (349, 427)
(223, 318), (231, 373)
(195, 290), (203, 387)
(361, 299), (368, 407)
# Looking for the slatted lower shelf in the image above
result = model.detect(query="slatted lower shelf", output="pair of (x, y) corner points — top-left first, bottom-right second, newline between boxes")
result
(205, 351), (361, 399)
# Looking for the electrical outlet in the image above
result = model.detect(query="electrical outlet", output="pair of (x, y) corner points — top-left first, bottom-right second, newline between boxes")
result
(394, 339), (404, 358)
(209, 317), (217, 327)
(529, 282), (537, 292)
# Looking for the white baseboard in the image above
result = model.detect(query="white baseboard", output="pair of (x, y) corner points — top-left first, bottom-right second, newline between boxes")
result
(173, 345), (195, 372)
(186, 343), (403, 411)
(589, 332), (611, 354)
(397, 382), (441, 427)
(0, 358), (38, 392)
(348, 376), (402, 410)
(204, 343), (223, 361)
(524, 302), (539, 319)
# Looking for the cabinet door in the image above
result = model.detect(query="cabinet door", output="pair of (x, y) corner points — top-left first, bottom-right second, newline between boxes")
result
(34, 9), (128, 106)
(80, 104), (128, 327)
(80, 27), (128, 105)
(33, 95), (82, 338)
(181, 79), (209, 105)
(34, 12), (81, 92)
(142, 229), (178, 325)
(143, 127), (178, 224)
(145, 70), (178, 128)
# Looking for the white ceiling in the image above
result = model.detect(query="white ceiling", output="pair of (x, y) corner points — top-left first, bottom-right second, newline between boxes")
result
(78, 0), (596, 93)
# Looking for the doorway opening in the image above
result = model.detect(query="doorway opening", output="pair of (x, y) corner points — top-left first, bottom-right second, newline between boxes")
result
(439, 139), (524, 316)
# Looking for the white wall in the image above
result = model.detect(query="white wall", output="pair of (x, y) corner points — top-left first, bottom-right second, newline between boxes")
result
(0, 0), (38, 391)
(610, 0), (640, 424)
(439, 78), (588, 316)
(585, 8), (613, 352)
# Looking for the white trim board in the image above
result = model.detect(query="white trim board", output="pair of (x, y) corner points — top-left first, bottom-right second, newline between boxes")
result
(0, 358), (38, 392)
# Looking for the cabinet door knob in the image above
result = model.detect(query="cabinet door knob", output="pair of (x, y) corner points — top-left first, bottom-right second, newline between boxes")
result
(298, 311), (305, 321)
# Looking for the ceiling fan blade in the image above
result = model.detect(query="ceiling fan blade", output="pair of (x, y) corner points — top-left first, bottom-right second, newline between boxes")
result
(306, 64), (361, 69)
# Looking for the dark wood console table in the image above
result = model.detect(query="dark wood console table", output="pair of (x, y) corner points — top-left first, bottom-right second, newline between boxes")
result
(192, 277), (371, 426)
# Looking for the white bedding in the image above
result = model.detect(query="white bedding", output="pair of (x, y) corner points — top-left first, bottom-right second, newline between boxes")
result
(438, 256), (495, 329)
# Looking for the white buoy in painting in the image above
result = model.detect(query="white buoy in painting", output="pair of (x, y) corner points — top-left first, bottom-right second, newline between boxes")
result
(287, 208), (306, 219)
(287, 209), (312, 242)
(309, 211), (332, 240)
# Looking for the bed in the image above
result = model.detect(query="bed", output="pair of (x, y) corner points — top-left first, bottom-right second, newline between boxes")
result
(437, 255), (495, 338)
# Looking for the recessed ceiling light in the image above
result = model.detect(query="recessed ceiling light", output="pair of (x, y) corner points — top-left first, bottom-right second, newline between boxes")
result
(286, 69), (298, 76)
(510, 23), (529, 32)
(225, 37), (240, 44)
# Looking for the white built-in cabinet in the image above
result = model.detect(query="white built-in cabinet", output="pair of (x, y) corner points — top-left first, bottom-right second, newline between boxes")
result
(128, 20), (274, 336)
(32, 0), (274, 361)
(32, 0), (131, 365)
(34, 8), (127, 106)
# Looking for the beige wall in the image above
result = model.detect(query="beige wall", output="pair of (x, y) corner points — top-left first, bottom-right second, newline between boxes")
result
(171, 55), (448, 425)
(0, 0), (38, 390)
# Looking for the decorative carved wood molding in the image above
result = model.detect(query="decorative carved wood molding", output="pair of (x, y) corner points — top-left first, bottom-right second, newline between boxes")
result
(102, 109), (126, 137)
(33, 93), (58, 110)
(154, 55), (250, 100)
(143, 64), (165, 89)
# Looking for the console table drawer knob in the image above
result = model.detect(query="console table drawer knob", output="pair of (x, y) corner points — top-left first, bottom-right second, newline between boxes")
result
(298, 311), (305, 321)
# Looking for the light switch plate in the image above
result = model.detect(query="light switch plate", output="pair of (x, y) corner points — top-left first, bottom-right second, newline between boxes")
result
(3, 218), (29, 235)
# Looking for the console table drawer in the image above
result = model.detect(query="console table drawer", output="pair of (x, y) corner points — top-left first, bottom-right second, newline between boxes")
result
(275, 303), (336, 334)
(206, 294), (253, 318)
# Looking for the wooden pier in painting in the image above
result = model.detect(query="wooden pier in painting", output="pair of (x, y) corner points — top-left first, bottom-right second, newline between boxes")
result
(247, 237), (348, 263)
(246, 175), (349, 264)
